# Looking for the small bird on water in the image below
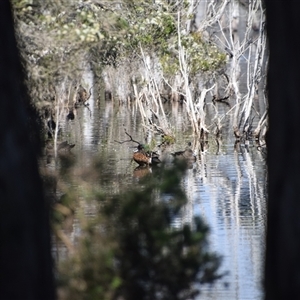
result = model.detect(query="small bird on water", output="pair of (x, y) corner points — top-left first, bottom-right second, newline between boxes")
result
(171, 142), (196, 161)
(46, 141), (75, 155)
(133, 144), (161, 166)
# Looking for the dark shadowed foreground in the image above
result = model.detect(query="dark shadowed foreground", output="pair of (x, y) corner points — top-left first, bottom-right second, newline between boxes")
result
(0, 2), (54, 299)
(265, 1), (300, 299)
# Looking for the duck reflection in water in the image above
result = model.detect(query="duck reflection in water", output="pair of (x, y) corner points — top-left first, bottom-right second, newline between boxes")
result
(133, 165), (153, 179)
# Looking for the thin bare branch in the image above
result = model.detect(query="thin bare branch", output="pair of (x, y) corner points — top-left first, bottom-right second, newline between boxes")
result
(114, 129), (140, 145)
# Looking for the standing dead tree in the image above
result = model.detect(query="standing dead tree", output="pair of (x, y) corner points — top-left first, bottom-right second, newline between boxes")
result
(198, 0), (267, 142)
(131, 0), (267, 144)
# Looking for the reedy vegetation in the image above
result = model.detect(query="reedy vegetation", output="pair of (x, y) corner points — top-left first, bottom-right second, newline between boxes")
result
(12, 1), (267, 142)
(11, 0), (236, 139)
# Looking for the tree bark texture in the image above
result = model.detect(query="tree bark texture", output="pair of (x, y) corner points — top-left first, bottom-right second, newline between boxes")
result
(0, 1), (54, 299)
(265, 1), (300, 299)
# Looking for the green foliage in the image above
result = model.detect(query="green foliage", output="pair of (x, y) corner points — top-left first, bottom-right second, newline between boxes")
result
(187, 33), (227, 73)
(58, 162), (222, 299)
(162, 134), (176, 145)
(161, 32), (227, 75)
(11, 0), (226, 110)
(126, 7), (176, 50)
(119, 2), (226, 75)
(58, 231), (120, 300)
(160, 52), (180, 75)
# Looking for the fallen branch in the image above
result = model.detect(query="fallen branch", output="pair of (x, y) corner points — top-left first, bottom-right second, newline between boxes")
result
(212, 95), (230, 107)
(114, 129), (140, 145)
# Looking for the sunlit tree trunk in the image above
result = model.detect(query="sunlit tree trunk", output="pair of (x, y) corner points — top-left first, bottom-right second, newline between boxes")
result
(0, 1), (54, 299)
(265, 1), (300, 299)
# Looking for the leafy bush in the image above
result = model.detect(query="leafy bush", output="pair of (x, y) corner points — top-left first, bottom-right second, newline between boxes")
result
(58, 161), (222, 300)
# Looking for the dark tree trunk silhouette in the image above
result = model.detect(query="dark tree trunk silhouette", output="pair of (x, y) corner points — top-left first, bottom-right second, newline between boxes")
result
(0, 1), (54, 299)
(265, 1), (300, 299)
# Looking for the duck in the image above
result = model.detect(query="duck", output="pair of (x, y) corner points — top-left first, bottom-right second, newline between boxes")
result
(171, 142), (196, 161)
(46, 141), (75, 156)
(57, 141), (75, 151)
(133, 144), (161, 166)
(66, 109), (75, 120)
(75, 85), (91, 106)
(45, 141), (75, 164)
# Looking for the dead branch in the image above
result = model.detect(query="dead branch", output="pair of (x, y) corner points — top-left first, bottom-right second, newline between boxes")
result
(114, 129), (140, 145)
(87, 85), (93, 101)
(55, 229), (74, 253)
(253, 110), (268, 139)
(212, 95), (230, 107)
(214, 122), (222, 138)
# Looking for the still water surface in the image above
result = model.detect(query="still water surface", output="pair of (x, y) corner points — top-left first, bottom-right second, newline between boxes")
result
(56, 83), (267, 300)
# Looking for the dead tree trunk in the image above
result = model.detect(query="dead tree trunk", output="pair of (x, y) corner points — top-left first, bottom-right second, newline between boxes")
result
(265, 1), (300, 299)
(0, 1), (54, 299)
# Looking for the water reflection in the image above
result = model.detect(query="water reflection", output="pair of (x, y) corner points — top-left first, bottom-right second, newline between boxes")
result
(54, 91), (266, 300)
(133, 166), (153, 179)
(193, 144), (266, 300)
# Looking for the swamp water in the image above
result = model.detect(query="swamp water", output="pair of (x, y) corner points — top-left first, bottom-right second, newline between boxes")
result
(50, 86), (267, 300)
